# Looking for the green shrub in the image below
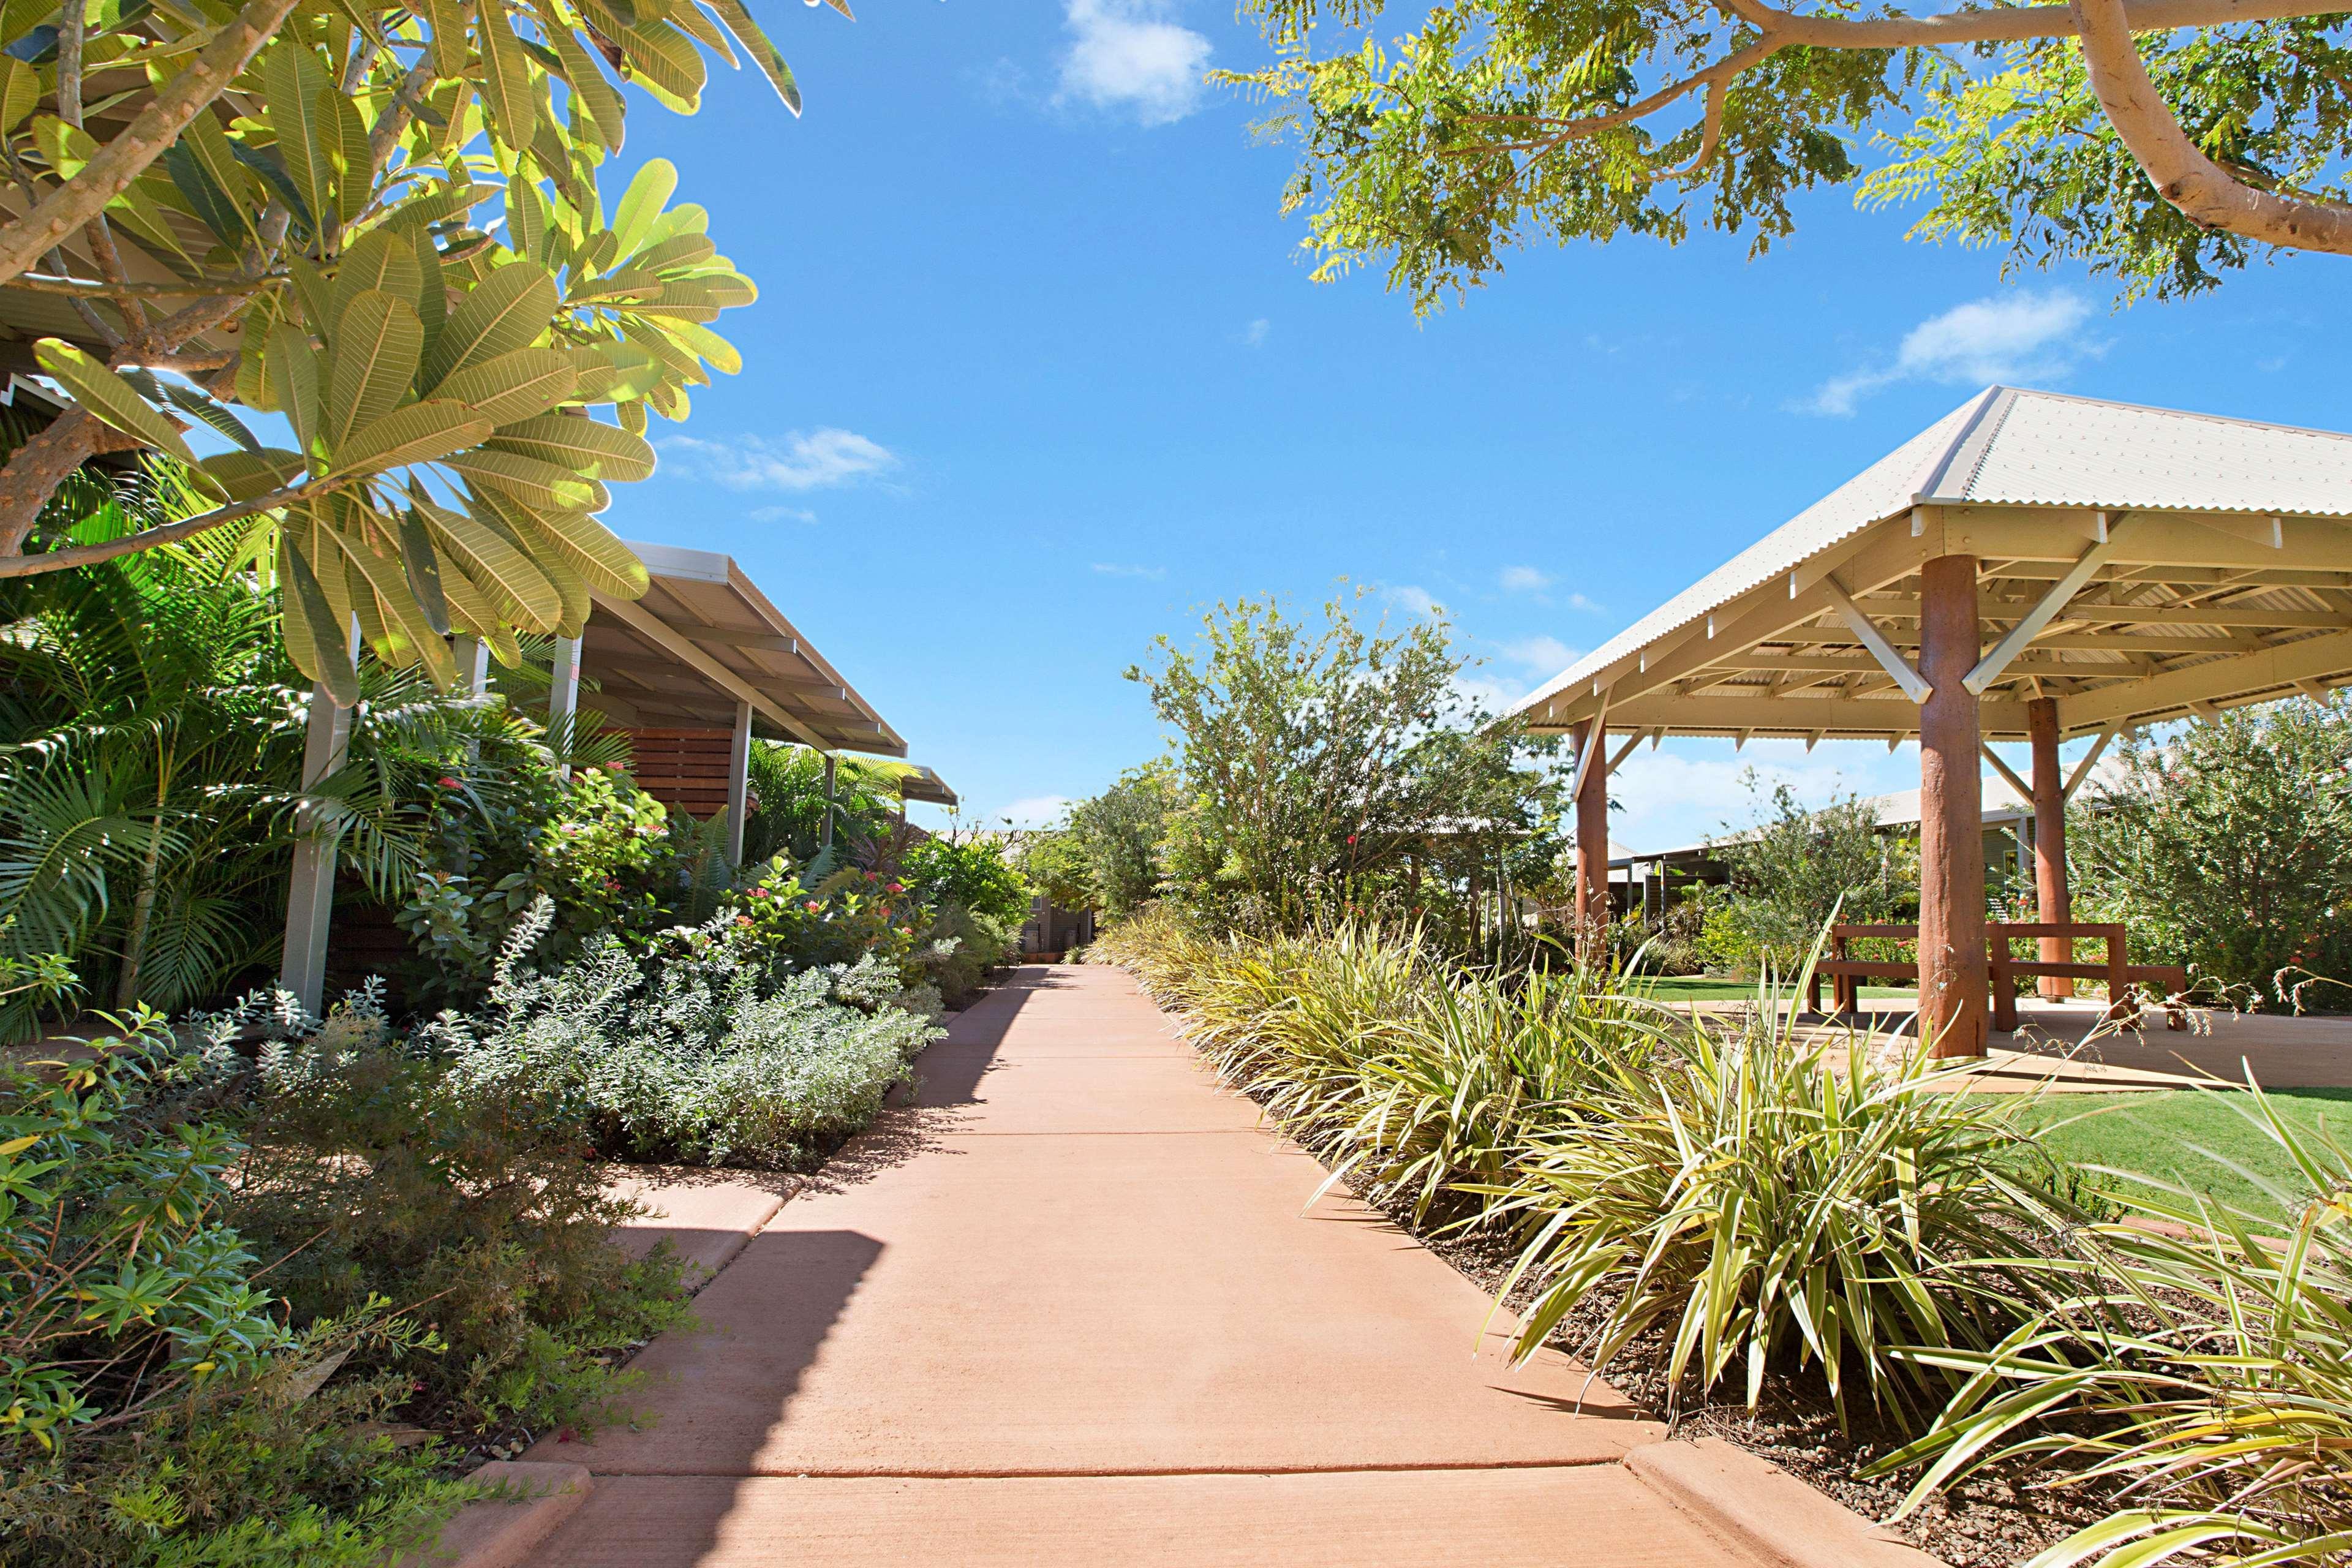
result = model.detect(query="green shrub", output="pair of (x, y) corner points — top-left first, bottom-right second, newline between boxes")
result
(437, 901), (942, 1167)
(210, 988), (692, 1442)
(0, 1020), (464, 1567)
(902, 837), (1031, 926)
(918, 903), (1016, 1008)
(1878, 1084), (2352, 1567)
(2073, 698), (2352, 996)
(1483, 1014), (2048, 1429)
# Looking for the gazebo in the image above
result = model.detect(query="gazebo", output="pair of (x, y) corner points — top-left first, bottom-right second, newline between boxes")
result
(1515, 386), (2352, 1056)
(281, 539), (941, 1009)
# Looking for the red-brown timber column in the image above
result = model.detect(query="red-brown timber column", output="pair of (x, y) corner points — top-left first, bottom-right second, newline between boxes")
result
(1572, 718), (1609, 943)
(1917, 556), (1988, 1058)
(2028, 696), (2072, 1000)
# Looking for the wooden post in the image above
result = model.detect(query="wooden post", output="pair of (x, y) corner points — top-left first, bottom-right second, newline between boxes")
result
(1572, 719), (1609, 944)
(1918, 555), (1988, 1058)
(2028, 696), (2072, 1000)
(725, 699), (752, 867)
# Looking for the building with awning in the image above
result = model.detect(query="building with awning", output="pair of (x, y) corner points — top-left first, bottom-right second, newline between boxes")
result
(282, 538), (949, 1008)
(1517, 385), (2352, 1056)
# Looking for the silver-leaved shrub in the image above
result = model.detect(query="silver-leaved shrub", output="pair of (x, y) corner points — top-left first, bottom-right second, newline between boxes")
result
(433, 900), (943, 1166)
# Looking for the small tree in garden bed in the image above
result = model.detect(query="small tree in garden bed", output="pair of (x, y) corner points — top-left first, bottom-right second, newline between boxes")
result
(1128, 588), (1564, 943)
(1700, 772), (1916, 974)
(2071, 697), (2352, 999)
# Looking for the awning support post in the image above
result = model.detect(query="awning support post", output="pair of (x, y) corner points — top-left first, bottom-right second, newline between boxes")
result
(821, 752), (837, 851)
(725, 699), (752, 867)
(281, 622), (360, 1016)
(453, 634), (491, 697)
(1918, 554), (1989, 1057)
(2028, 696), (2073, 1000)
(549, 633), (582, 782)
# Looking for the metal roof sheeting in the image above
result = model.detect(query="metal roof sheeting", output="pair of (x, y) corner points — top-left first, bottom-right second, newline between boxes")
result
(1516, 386), (2352, 715)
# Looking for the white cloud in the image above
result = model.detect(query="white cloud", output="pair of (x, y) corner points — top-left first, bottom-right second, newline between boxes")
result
(660, 428), (898, 491)
(1057, 0), (1212, 126)
(1498, 634), (1578, 677)
(1092, 562), (1166, 579)
(1243, 317), (1270, 347)
(1387, 584), (1443, 619)
(1499, 565), (1551, 594)
(748, 505), (818, 524)
(999, 794), (1076, 829)
(1803, 290), (2096, 417)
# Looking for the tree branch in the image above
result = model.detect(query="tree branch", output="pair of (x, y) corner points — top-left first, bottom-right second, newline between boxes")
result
(1715, 0), (2347, 50)
(0, 0), (304, 287)
(2070, 0), (2352, 253)
(0, 482), (319, 578)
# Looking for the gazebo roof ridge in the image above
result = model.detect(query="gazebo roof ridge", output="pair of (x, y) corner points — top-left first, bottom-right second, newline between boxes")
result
(1514, 386), (2352, 741)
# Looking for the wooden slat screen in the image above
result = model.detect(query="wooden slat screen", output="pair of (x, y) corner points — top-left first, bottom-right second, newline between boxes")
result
(624, 727), (734, 818)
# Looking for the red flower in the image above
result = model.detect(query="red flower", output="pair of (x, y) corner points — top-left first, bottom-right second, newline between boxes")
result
(887, 881), (905, 894)
(1346, 834), (1357, 845)
(805, 901), (822, 913)
(748, 887), (769, 899)
(439, 776), (462, 790)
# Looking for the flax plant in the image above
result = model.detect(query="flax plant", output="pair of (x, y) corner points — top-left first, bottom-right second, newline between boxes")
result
(1479, 1002), (2050, 1430)
(1876, 1083), (2352, 1568)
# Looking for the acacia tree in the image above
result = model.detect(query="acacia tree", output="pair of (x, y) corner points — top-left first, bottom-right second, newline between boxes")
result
(0, 0), (819, 696)
(1234, 0), (2351, 304)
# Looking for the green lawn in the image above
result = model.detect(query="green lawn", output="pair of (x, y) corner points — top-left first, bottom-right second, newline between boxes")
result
(1628, 975), (1914, 1002)
(2011, 1088), (2352, 1224)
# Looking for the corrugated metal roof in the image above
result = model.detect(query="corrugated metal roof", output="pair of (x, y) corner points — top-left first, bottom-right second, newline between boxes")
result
(1516, 386), (2352, 715)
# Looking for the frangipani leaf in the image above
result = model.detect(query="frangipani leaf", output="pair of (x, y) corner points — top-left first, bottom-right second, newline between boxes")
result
(329, 400), (495, 475)
(486, 413), (655, 481)
(33, 341), (196, 464)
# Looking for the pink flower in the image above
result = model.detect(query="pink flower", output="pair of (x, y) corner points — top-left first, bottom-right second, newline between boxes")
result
(439, 776), (462, 790)
(736, 916), (753, 928)
(748, 887), (769, 899)
(886, 881), (905, 894)
(604, 761), (626, 772)
(805, 901), (821, 913)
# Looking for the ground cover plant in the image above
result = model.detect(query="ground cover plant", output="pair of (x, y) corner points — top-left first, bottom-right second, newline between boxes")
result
(0, 1000), (677, 1567)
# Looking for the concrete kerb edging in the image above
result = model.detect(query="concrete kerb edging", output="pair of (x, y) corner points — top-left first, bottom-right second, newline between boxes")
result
(1625, 1438), (1950, 1568)
(394, 1461), (591, 1568)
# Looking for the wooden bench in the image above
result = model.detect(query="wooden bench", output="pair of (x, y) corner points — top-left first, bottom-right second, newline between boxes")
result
(1809, 922), (2189, 1033)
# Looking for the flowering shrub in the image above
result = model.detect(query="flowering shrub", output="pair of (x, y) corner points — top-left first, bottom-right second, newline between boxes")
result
(435, 901), (944, 1167)
(399, 763), (679, 1005)
(728, 855), (927, 977)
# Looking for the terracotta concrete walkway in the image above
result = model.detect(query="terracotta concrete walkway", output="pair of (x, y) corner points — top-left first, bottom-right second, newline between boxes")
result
(524, 965), (1756, 1566)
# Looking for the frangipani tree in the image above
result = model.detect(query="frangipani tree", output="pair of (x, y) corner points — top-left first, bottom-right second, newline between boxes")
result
(1235, 0), (2351, 306)
(0, 0), (821, 697)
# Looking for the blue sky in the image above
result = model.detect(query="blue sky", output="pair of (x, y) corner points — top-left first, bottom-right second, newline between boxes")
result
(598, 0), (2352, 853)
